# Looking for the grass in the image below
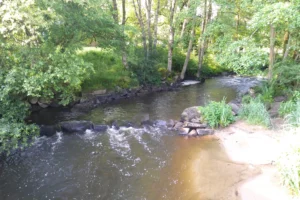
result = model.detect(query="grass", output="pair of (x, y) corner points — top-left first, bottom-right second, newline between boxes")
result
(277, 127), (300, 196)
(239, 97), (271, 127)
(78, 47), (139, 92)
(199, 99), (234, 128)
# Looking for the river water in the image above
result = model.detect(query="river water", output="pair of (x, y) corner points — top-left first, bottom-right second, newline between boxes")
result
(0, 77), (261, 200)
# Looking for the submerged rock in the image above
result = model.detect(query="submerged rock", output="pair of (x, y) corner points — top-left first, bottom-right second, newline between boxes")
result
(196, 129), (214, 136)
(94, 125), (108, 132)
(39, 125), (61, 137)
(60, 120), (93, 133)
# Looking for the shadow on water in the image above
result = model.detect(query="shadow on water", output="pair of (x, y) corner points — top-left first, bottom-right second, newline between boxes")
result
(0, 77), (262, 200)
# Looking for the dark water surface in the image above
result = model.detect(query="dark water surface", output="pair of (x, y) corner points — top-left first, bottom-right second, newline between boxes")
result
(0, 77), (261, 200)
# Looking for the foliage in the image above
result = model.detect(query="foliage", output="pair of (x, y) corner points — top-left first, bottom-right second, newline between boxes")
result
(285, 101), (300, 127)
(279, 100), (297, 118)
(273, 61), (300, 92)
(277, 129), (300, 196)
(0, 120), (39, 154)
(216, 38), (268, 75)
(239, 97), (271, 127)
(255, 82), (274, 105)
(199, 99), (234, 128)
(78, 48), (139, 91)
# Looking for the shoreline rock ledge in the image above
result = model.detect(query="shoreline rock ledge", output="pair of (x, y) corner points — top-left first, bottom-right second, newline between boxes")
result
(175, 106), (214, 137)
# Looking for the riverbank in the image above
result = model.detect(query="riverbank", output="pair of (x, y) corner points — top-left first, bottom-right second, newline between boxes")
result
(190, 120), (294, 200)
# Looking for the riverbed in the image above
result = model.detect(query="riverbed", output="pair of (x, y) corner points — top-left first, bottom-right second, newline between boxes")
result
(0, 77), (263, 200)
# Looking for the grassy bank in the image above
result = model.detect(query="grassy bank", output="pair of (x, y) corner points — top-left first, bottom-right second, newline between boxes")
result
(78, 47), (226, 93)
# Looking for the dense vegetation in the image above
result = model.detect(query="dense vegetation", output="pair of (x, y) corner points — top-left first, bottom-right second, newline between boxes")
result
(0, 0), (300, 154)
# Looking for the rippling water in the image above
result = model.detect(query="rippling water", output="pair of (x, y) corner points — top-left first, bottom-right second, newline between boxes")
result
(0, 77), (262, 200)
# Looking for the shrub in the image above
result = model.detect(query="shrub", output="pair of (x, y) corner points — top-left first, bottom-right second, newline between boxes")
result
(199, 99), (234, 128)
(239, 97), (271, 127)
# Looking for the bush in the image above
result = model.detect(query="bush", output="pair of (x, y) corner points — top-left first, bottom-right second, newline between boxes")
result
(239, 97), (271, 127)
(199, 99), (234, 128)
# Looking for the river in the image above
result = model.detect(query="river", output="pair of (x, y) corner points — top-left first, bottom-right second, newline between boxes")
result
(0, 77), (261, 200)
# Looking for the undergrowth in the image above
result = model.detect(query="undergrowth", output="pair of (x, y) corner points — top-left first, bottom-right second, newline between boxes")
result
(239, 97), (271, 127)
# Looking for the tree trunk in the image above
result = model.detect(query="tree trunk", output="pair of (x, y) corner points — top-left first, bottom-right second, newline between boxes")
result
(180, 19), (188, 39)
(180, 23), (195, 80)
(196, 0), (208, 78)
(145, 0), (153, 58)
(112, 0), (118, 24)
(282, 31), (289, 58)
(167, 0), (177, 73)
(283, 33), (291, 61)
(153, 0), (160, 54)
(268, 24), (276, 80)
(121, 0), (128, 68)
(133, 0), (148, 59)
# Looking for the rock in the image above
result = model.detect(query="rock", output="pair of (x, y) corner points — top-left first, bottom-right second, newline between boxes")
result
(94, 125), (108, 132)
(39, 125), (61, 137)
(191, 118), (202, 123)
(174, 122), (184, 130)
(29, 97), (38, 104)
(183, 122), (207, 128)
(38, 101), (49, 108)
(92, 89), (107, 95)
(178, 128), (190, 135)
(274, 96), (287, 102)
(166, 119), (175, 128)
(228, 103), (240, 116)
(111, 121), (120, 130)
(181, 106), (201, 122)
(141, 120), (154, 127)
(154, 120), (167, 127)
(188, 129), (198, 136)
(196, 129), (214, 136)
(120, 121), (137, 128)
(60, 120), (93, 133)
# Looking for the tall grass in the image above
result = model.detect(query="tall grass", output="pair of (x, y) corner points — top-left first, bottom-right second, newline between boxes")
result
(277, 128), (300, 196)
(239, 97), (271, 127)
(199, 99), (234, 128)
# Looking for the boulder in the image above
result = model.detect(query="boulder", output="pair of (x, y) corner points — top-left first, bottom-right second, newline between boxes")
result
(39, 125), (61, 137)
(188, 129), (198, 136)
(183, 122), (207, 128)
(174, 121), (184, 130)
(60, 120), (93, 133)
(181, 106), (202, 122)
(94, 125), (108, 132)
(196, 129), (214, 136)
(228, 103), (240, 116)
(178, 128), (190, 135)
